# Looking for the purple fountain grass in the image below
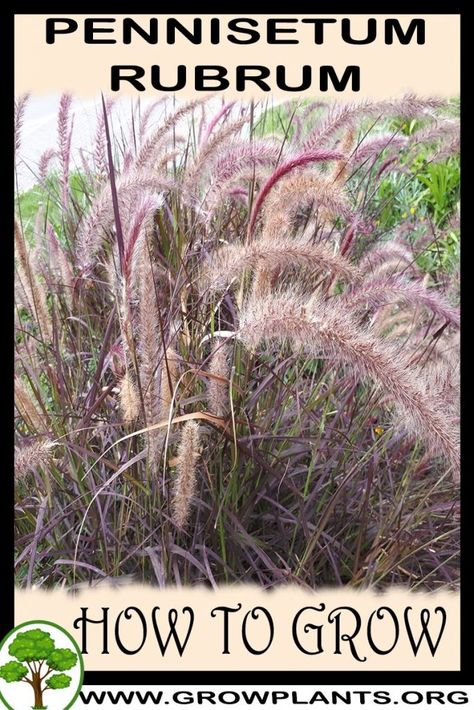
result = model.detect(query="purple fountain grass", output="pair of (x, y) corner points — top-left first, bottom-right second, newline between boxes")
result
(426, 137), (460, 164)
(136, 235), (161, 402)
(93, 97), (116, 181)
(359, 240), (418, 274)
(238, 290), (460, 480)
(303, 94), (445, 151)
(118, 371), (140, 424)
(122, 193), (161, 283)
(339, 219), (366, 258)
(292, 101), (328, 145)
(37, 149), (56, 185)
(349, 133), (409, 167)
(14, 376), (46, 434)
(102, 93), (126, 275)
(328, 127), (356, 186)
(138, 97), (168, 141)
(172, 421), (201, 530)
(158, 346), (180, 426)
(14, 220), (52, 341)
(206, 339), (231, 418)
(415, 355), (459, 408)
(247, 150), (344, 237)
(203, 159), (281, 223)
(260, 171), (353, 242)
(426, 329), (460, 363)
(134, 97), (208, 173)
(135, 233), (164, 471)
(76, 173), (174, 274)
(201, 236), (360, 293)
(77, 147), (97, 187)
(375, 155), (401, 180)
(156, 149), (181, 173)
(76, 183), (119, 275)
(14, 93), (460, 589)
(15, 272), (31, 313)
(183, 117), (250, 204)
(340, 275), (460, 328)
(116, 192), (162, 369)
(15, 439), (56, 481)
(364, 258), (422, 282)
(45, 222), (74, 306)
(212, 167), (271, 211)
(199, 101), (236, 147)
(57, 93), (74, 212)
(370, 300), (419, 340)
(227, 186), (248, 202)
(210, 140), (280, 184)
(394, 120), (461, 171)
(409, 119), (460, 147)
(14, 92), (30, 154)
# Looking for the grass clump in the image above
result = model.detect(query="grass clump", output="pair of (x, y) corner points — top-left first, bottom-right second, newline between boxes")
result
(14, 93), (459, 590)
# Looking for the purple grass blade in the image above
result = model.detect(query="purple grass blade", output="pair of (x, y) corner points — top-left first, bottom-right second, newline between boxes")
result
(101, 92), (125, 273)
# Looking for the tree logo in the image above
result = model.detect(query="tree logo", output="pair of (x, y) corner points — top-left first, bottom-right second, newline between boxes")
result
(0, 621), (84, 710)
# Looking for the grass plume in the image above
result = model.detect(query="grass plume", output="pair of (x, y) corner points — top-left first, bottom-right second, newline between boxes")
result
(172, 421), (201, 530)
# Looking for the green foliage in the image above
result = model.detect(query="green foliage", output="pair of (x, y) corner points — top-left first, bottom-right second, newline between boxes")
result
(253, 102), (295, 138)
(371, 124), (460, 278)
(416, 227), (460, 276)
(253, 99), (314, 139)
(374, 156), (459, 231)
(47, 648), (77, 672)
(8, 629), (55, 662)
(46, 672), (72, 689)
(0, 660), (28, 682)
(17, 171), (90, 245)
(416, 158), (460, 225)
(1, 630), (77, 692)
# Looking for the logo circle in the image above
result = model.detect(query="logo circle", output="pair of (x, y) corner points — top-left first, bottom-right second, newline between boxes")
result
(0, 620), (84, 710)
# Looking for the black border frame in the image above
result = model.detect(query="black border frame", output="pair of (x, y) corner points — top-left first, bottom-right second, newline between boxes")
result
(3, 2), (470, 687)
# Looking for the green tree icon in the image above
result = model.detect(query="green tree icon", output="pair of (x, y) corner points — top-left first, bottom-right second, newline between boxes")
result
(0, 628), (77, 709)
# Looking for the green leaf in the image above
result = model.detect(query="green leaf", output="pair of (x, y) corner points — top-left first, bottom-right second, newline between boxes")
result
(8, 629), (55, 662)
(46, 673), (72, 689)
(47, 648), (78, 671)
(0, 660), (28, 682)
